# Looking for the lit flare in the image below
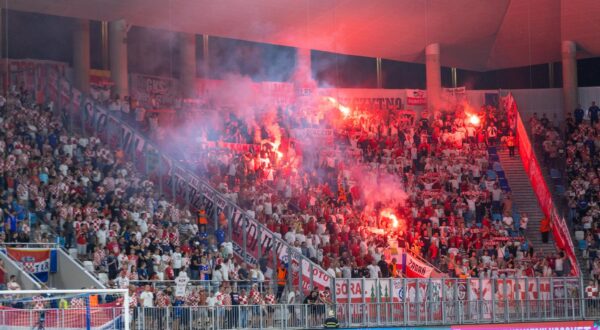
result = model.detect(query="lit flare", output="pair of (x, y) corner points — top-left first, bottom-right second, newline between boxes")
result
(380, 208), (399, 228)
(325, 97), (350, 118)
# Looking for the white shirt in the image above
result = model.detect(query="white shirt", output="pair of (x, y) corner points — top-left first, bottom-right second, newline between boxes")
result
(140, 291), (154, 307)
(367, 264), (380, 279)
(116, 275), (130, 289)
(172, 252), (183, 269)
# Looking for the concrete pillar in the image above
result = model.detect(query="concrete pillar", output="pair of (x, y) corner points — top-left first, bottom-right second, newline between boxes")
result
(376, 58), (383, 88)
(72, 19), (90, 93)
(294, 48), (312, 84)
(109, 19), (129, 98)
(561, 40), (578, 116)
(179, 33), (196, 99)
(202, 35), (210, 78)
(425, 43), (441, 112)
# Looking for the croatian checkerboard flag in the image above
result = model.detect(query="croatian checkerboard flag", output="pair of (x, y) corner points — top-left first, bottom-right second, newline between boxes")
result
(7, 248), (51, 282)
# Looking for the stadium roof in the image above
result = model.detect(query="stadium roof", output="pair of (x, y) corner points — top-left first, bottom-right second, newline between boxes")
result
(6, 0), (600, 71)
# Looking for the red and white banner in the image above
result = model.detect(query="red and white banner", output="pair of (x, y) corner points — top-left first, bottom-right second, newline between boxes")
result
(404, 253), (434, 278)
(406, 89), (427, 105)
(6, 248), (50, 282)
(512, 93), (578, 275)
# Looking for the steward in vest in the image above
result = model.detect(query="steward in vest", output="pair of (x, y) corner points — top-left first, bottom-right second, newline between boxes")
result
(197, 209), (208, 231)
(276, 264), (288, 300)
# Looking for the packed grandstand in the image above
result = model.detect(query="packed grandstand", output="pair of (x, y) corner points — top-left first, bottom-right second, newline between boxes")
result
(0, 2), (599, 330)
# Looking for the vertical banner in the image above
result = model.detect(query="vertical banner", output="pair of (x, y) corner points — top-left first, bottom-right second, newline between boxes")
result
(7, 248), (51, 282)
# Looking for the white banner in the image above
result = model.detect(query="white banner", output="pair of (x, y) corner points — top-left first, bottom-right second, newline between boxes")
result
(404, 254), (433, 278)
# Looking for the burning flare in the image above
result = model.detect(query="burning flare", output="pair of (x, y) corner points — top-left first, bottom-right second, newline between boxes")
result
(325, 97), (350, 118)
(468, 114), (480, 126)
(380, 208), (399, 229)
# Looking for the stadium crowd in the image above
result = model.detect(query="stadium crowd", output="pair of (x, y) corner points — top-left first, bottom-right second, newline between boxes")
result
(167, 98), (569, 280)
(563, 104), (600, 281)
(0, 78), (579, 321)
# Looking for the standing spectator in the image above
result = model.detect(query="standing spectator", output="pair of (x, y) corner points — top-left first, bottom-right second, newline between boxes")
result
(574, 106), (585, 125)
(519, 212), (529, 236)
(378, 256), (390, 278)
(540, 216), (551, 243)
(585, 280), (598, 308)
(367, 260), (380, 279)
(506, 131), (516, 157)
(139, 285), (154, 329)
(589, 102), (599, 125)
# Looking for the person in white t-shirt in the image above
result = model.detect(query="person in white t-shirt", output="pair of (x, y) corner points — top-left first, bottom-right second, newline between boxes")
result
(139, 284), (155, 328)
(367, 260), (380, 279)
(115, 270), (130, 289)
(171, 247), (183, 276)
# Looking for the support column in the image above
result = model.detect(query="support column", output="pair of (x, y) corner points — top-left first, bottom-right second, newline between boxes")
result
(425, 43), (441, 113)
(73, 19), (90, 93)
(376, 57), (383, 88)
(179, 33), (197, 99)
(101, 21), (109, 70)
(294, 48), (312, 84)
(109, 19), (129, 98)
(561, 40), (578, 116)
(202, 35), (210, 78)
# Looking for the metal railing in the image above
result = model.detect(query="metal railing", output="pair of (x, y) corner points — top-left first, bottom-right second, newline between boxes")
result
(119, 298), (596, 330)
(0, 299), (595, 330)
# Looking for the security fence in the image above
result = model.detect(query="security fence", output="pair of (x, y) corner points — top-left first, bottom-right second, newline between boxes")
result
(120, 298), (598, 330)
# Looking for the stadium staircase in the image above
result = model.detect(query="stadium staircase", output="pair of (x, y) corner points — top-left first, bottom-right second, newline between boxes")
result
(495, 149), (557, 256)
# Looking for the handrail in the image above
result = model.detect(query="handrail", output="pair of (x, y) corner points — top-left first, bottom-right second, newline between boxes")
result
(1, 242), (58, 249)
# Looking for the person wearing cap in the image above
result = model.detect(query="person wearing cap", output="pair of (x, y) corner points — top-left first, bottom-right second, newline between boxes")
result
(323, 309), (340, 328)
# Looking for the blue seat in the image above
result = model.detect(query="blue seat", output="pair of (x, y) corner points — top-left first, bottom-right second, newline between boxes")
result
(555, 185), (565, 194)
(492, 213), (502, 221)
(550, 168), (561, 179)
(579, 239), (588, 251)
(493, 162), (503, 172)
(488, 146), (497, 154)
(490, 155), (500, 162)
(496, 171), (506, 179)
(486, 170), (497, 180)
